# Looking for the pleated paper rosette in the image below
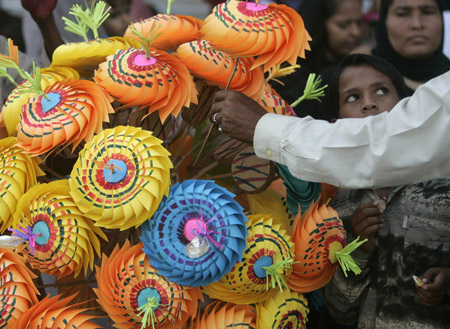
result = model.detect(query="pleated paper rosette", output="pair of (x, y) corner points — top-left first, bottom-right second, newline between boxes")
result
(94, 47), (198, 122)
(0, 137), (43, 233)
(140, 179), (248, 287)
(95, 240), (203, 329)
(201, 0), (311, 71)
(124, 14), (204, 51)
(175, 39), (264, 100)
(16, 78), (114, 156)
(288, 202), (364, 292)
(193, 301), (256, 329)
(256, 288), (309, 329)
(0, 249), (40, 328)
(203, 214), (294, 304)
(8, 294), (103, 329)
(69, 125), (173, 230)
(11, 179), (107, 278)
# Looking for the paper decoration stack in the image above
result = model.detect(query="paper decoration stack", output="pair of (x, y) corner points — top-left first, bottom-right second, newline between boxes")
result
(193, 301), (256, 329)
(203, 214), (294, 305)
(95, 240), (202, 329)
(11, 179), (107, 278)
(0, 248), (40, 329)
(140, 179), (248, 287)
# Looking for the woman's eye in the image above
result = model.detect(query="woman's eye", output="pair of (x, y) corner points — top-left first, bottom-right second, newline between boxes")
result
(345, 94), (358, 102)
(376, 87), (388, 95)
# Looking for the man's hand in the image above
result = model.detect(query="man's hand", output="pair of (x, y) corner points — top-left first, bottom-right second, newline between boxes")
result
(209, 90), (267, 144)
(416, 268), (450, 307)
(21, 0), (58, 21)
(352, 201), (383, 254)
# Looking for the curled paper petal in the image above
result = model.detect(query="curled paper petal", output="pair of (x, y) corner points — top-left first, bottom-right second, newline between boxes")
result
(140, 179), (248, 287)
(176, 39), (264, 100)
(256, 288), (309, 329)
(8, 294), (104, 329)
(193, 301), (256, 329)
(201, 0), (311, 71)
(0, 137), (43, 233)
(2, 66), (80, 137)
(203, 214), (294, 304)
(124, 14), (204, 51)
(69, 126), (173, 230)
(16, 78), (114, 156)
(95, 240), (203, 329)
(11, 179), (107, 278)
(288, 202), (347, 292)
(95, 47), (198, 122)
(0, 248), (40, 328)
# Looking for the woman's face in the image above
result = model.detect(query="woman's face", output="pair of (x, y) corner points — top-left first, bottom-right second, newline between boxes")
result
(325, 0), (363, 59)
(339, 64), (400, 119)
(386, 0), (442, 59)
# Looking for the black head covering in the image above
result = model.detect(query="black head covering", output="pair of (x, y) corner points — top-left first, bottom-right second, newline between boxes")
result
(373, 0), (450, 82)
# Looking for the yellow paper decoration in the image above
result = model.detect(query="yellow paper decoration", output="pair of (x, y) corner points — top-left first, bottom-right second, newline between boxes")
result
(0, 137), (43, 233)
(11, 179), (107, 278)
(69, 126), (173, 230)
(193, 301), (256, 329)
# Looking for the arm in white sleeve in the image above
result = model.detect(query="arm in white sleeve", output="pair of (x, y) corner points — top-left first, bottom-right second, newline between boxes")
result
(254, 70), (450, 189)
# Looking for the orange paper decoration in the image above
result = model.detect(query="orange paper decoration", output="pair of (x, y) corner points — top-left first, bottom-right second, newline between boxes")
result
(288, 202), (347, 293)
(8, 294), (103, 329)
(124, 14), (204, 51)
(257, 87), (296, 116)
(16, 78), (114, 156)
(176, 39), (264, 100)
(95, 240), (203, 329)
(201, 0), (311, 72)
(193, 301), (256, 329)
(0, 249), (40, 328)
(95, 47), (197, 122)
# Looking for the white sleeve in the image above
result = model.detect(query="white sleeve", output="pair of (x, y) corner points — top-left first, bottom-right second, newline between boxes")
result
(254, 70), (450, 189)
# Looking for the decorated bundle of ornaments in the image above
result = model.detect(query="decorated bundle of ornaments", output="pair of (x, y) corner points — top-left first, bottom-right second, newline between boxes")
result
(0, 0), (366, 328)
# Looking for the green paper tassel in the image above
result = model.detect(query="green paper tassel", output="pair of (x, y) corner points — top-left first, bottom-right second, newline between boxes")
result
(335, 236), (368, 277)
(291, 73), (327, 108)
(262, 257), (295, 292)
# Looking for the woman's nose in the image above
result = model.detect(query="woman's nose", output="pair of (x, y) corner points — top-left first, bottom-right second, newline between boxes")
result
(361, 96), (378, 113)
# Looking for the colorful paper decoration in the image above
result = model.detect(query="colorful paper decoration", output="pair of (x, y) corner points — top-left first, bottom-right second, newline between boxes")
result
(8, 294), (103, 329)
(0, 137), (43, 233)
(256, 288), (309, 329)
(288, 202), (363, 293)
(176, 39), (264, 100)
(2, 66), (80, 137)
(11, 179), (107, 278)
(213, 135), (247, 164)
(276, 164), (321, 216)
(201, 0), (311, 71)
(124, 14), (204, 51)
(52, 37), (140, 75)
(69, 125), (172, 230)
(16, 78), (114, 156)
(257, 88), (296, 116)
(0, 248), (40, 329)
(203, 214), (294, 304)
(140, 179), (248, 287)
(127, 109), (175, 142)
(94, 46), (198, 123)
(231, 146), (276, 194)
(193, 301), (256, 329)
(181, 80), (219, 127)
(95, 240), (203, 329)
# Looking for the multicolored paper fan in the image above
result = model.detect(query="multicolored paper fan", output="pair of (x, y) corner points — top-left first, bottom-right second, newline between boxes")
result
(0, 137), (43, 233)
(140, 179), (248, 287)
(176, 39), (264, 100)
(193, 301), (256, 329)
(94, 47), (197, 122)
(213, 134), (247, 164)
(201, 0), (311, 71)
(11, 179), (107, 278)
(276, 163), (321, 216)
(124, 14), (204, 51)
(52, 37), (140, 75)
(288, 202), (364, 293)
(0, 248), (40, 328)
(16, 78), (114, 155)
(95, 240), (203, 329)
(8, 294), (103, 329)
(203, 214), (294, 304)
(69, 126), (172, 230)
(257, 89), (296, 116)
(2, 66), (80, 137)
(256, 288), (309, 329)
